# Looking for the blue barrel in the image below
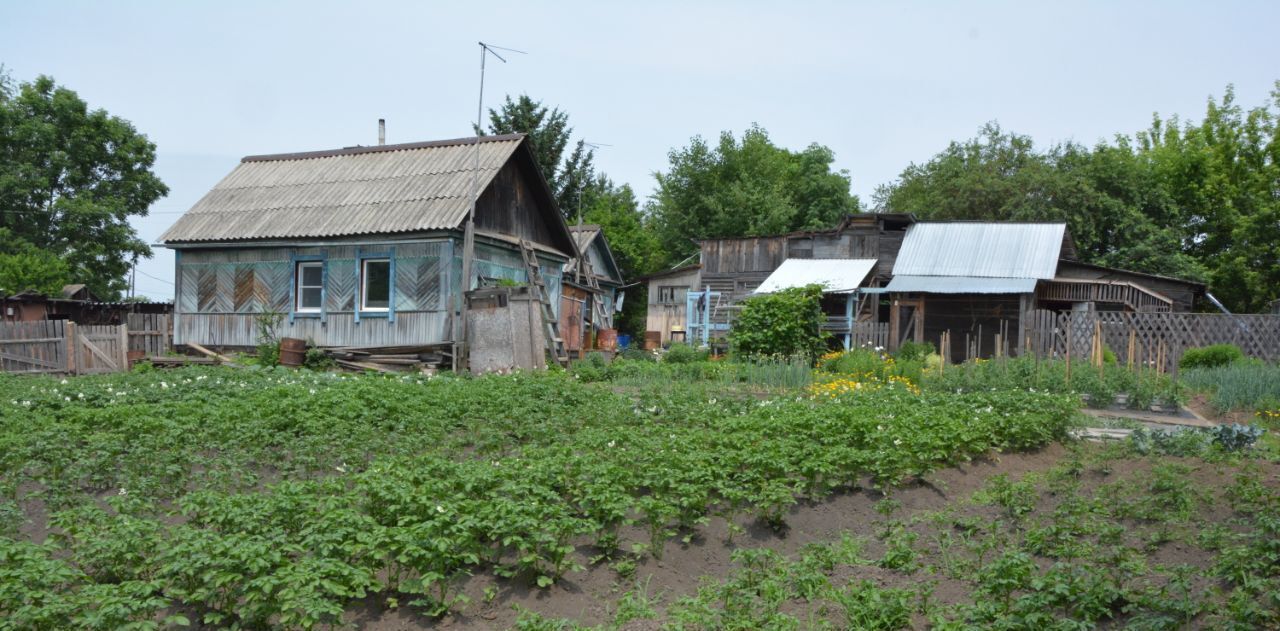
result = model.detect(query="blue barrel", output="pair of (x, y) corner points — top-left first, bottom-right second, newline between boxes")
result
(617, 334), (631, 349)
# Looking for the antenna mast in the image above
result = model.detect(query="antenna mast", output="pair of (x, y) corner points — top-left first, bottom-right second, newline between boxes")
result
(455, 41), (524, 372)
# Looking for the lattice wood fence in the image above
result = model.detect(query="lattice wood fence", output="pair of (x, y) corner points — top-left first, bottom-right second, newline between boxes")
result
(1026, 310), (1280, 374)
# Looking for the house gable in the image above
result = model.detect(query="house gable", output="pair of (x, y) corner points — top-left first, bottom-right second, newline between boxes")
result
(474, 142), (576, 256)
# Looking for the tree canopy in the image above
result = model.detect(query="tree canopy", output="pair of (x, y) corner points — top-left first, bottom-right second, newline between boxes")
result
(875, 84), (1280, 312)
(647, 125), (860, 266)
(0, 73), (167, 299)
(476, 94), (595, 216)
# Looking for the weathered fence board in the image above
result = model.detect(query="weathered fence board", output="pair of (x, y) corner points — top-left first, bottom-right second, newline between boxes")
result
(127, 313), (171, 356)
(0, 320), (67, 374)
(0, 318), (173, 375)
(74, 325), (128, 374)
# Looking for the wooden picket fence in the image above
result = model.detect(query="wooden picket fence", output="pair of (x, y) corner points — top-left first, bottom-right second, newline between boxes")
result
(0, 315), (171, 375)
(822, 318), (890, 350)
(1025, 310), (1280, 375)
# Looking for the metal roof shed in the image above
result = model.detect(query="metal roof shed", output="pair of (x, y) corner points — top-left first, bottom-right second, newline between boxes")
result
(892, 222), (1067, 281)
(753, 258), (878, 294)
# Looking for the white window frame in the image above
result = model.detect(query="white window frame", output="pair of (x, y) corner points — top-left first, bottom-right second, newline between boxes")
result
(360, 258), (392, 312)
(295, 261), (324, 313)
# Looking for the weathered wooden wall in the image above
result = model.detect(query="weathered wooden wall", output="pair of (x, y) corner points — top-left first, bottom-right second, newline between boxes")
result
(475, 159), (564, 252)
(645, 267), (702, 345)
(918, 294), (1022, 361)
(174, 238), (564, 348)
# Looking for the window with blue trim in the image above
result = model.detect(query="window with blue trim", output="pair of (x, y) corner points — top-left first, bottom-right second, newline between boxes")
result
(361, 258), (392, 311)
(295, 261), (324, 313)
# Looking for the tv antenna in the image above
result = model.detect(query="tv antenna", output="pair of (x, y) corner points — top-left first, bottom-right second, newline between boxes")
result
(575, 140), (612, 226)
(456, 42), (526, 371)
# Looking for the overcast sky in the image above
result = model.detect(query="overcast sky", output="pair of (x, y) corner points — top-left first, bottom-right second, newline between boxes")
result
(3, 1), (1278, 299)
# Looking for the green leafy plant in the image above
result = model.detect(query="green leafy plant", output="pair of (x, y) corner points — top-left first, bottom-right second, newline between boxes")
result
(1179, 344), (1245, 369)
(729, 284), (827, 360)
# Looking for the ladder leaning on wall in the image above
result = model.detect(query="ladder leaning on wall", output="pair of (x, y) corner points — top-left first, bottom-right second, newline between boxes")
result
(518, 240), (570, 367)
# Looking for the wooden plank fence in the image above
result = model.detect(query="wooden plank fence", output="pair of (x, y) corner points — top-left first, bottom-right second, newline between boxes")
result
(1025, 310), (1280, 374)
(0, 320), (67, 374)
(0, 316), (172, 375)
(127, 313), (171, 356)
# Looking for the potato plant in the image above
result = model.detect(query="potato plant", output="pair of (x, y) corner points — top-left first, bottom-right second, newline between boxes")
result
(0, 367), (1075, 629)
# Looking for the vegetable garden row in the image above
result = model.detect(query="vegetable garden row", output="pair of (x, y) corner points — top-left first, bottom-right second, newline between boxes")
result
(0, 366), (1075, 629)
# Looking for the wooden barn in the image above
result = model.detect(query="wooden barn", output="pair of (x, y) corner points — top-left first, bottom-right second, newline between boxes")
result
(160, 134), (578, 352)
(876, 221), (1205, 359)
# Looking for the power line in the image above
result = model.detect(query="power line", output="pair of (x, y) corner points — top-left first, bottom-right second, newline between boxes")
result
(134, 269), (174, 286)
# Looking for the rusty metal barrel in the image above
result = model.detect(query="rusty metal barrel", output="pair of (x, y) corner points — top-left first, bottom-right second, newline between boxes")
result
(278, 337), (306, 367)
(597, 328), (618, 351)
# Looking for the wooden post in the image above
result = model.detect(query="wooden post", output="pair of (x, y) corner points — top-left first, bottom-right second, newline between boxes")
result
(889, 298), (900, 352)
(1127, 329), (1136, 371)
(1065, 327), (1072, 387)
(119, 324), (130, 372)
(65, 321), (77, 376)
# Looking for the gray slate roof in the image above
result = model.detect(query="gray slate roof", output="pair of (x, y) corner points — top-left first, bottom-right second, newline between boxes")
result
(892, 222), (1067, 279)
(160, 134), (525, 243)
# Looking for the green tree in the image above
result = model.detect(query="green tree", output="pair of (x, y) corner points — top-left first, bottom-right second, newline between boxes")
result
(649, 125), (859, 266)
(0, 231), (70, 295)
(477, 94), (595, 215)
(873, 123), (1208, 294)
(0, 74), (167, 300)
(876, 84), (1280, 313)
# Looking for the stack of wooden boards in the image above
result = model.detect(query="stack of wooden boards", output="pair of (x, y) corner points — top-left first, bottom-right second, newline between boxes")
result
(322, 345), (450, 373)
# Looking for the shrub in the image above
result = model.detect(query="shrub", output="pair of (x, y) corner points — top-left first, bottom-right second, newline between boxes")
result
(1179, 344), (1245, 370)
(729, 284), (827, 360)
(303, 347), (334, 371)
(894, 341), (934, 363)
(662, 342), (707, 364)
(819, 348), (884, 375)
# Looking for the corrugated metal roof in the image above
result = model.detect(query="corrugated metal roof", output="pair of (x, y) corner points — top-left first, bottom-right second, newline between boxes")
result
(892, 222), (1066, 279)
(754, 258), (878, 295)
(884, 275), (1038, 294)
(160, 135), (525, 243)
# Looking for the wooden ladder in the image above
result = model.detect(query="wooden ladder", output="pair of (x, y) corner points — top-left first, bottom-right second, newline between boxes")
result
(576, 258), (609, 332)
(519, 240), (570, 367)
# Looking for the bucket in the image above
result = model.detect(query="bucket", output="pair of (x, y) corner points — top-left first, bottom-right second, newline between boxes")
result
(597, 329), (618, 351)
(617, 334), (631, 349)
(278, 337), (306, 367)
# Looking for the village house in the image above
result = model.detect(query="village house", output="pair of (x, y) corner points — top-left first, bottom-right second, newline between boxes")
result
(642, 213), (1206, 359)
(159, 134), (579, 353)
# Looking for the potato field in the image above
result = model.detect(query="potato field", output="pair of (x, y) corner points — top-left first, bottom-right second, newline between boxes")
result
(0, 356), (1277, 630)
